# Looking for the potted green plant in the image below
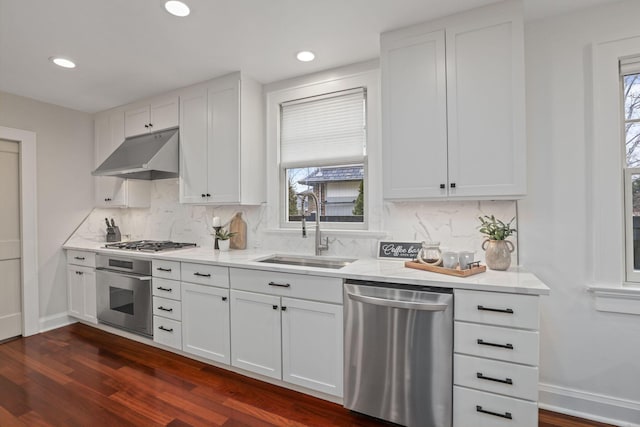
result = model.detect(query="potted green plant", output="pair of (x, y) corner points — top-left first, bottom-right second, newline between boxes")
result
(215, 228), (236, 252)
(478, 215), (516, 270)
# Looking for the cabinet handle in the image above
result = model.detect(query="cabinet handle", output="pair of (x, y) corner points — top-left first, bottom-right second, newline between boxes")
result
(144, 124), (149, 128)
(222, 296), (227, 301)
(158, 326), (173, 332)
(272, 305), (278, 310)
(201, 194), (206, 198)
(74, 256), (85, 260)
(157, 286), (173, 292)
(148, 123), (153, 128)
(450, 183), (456, 188)
(440, 184), (445, 189)
(477, 372), (513, 385)
(268, 281), (291, 288)
(206, 193), (211, 197)
(105, 198), (112, 202)
(76, 271), (83, 275)
(194, 272), (211, 277)
(477, 339), (514, 350)
(476, 405), (512, 420)
(281, 306), (287, 311)
(156, 267), (172, 272)
(477, 305), (514, 314)
(157, 306), (173, 312)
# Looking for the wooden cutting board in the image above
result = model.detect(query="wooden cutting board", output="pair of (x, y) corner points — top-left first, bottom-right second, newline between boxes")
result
(404, 260), (486, 277)
(229, 212), (247, 249)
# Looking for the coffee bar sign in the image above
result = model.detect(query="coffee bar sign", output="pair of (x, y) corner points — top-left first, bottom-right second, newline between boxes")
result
(377, 241), (422, 260)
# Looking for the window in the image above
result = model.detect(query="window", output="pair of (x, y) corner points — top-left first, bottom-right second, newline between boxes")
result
(280, 88), (366, 226)
(622, 58), (640, 282)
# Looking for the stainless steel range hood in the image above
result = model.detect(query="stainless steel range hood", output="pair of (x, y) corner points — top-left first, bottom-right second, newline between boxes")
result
(92, 127), (179, 180)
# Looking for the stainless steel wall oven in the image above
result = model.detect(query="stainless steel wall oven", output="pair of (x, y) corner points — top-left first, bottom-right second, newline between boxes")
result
(96, 254), (152, 338)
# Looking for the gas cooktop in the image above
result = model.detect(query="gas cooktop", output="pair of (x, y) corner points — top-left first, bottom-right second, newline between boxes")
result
(104, 240), (197, 252)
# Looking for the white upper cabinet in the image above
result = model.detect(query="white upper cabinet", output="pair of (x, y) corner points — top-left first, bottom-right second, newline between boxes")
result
(179, 72), (265, 205)
(381, 0), (526, 200)
(93, 109), (150, 208)
(124, 95), (179, 137)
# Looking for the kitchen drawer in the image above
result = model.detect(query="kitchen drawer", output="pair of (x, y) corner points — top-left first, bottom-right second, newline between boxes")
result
(181, 262), (229, 287)
(454, 386), (537, 427)
(152, 278), (182, 301)
(67, 250), (96, 268)
(153, 316), (182, 350)
(230, 268), (342, 304)
(152, 259), (181, 280)
(455, 289), (539, 330)
(455, 322), (539, 366)
(454, 354), (538, 401)
(153, 296), (182, 321)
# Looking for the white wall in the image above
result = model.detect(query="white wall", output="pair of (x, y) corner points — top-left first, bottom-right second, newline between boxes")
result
(0, 91), (93, 326)
(522, 0), (640, 423)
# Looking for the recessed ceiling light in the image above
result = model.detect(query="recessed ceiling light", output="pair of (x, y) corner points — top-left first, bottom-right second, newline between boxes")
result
(165, 1), (190, 17)
(296, 51), (315, 62)
(49, 57), (76, 69)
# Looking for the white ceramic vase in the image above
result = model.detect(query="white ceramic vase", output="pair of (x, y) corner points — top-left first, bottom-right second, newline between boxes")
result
(482, 239), (514, 271)
(218, 239), (230, 252)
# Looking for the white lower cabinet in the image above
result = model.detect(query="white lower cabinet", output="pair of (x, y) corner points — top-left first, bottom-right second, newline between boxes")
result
(66, 251), (97, 324)
(229, 268), (344, 397)
(281, 297), (343, 397)
(153, 316), (182, 349)
(230, 290), (282, 379)
(181, 282), (231, 365)
(453, 289), (540, 427)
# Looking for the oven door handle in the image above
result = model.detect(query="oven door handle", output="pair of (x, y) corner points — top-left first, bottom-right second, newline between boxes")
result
(96, 267), (152, 281)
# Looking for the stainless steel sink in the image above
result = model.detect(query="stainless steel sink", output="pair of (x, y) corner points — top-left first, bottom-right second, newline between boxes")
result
(255, 254), (356, 269)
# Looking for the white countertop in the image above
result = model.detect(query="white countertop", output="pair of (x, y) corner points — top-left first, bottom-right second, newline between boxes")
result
(64, 237), (550, 295)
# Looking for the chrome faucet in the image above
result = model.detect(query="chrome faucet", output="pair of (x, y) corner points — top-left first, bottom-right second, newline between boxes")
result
(298, 191), (329, 256)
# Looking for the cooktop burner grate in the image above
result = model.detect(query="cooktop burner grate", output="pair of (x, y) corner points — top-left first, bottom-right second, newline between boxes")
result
(104, 240), (197, 252)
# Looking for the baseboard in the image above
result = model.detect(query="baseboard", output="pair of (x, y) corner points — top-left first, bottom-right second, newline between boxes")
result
(539, 382), (640, 427)
(39, 313), (76, 333)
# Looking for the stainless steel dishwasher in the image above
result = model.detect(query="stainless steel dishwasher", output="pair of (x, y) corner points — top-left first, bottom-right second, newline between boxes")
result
(343, 280), (453, 427)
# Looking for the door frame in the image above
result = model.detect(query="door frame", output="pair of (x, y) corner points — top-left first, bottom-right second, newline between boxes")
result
(0, 126), (39, 336)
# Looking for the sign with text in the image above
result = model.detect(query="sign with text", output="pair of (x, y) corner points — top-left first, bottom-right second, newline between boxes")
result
(377, 241), (422, 260)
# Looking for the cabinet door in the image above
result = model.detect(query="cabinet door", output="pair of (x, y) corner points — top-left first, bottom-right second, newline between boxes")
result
(94, 112), (127, 207)
(150, 96), (179, 132)
(230, 290), (281, 379)
(446, 13), (525, 197)
(181, 283), (230, 365)
(207, 78), (240, 203)
(67, 265), (96, 324)
(179, 86), (210, 204)
(381, 29), (448, 199)
(124, 105), (151, 137)
(281, 298), (343, 397)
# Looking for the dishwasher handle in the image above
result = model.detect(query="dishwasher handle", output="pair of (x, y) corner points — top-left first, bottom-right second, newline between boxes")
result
(346, 291), (448, 311)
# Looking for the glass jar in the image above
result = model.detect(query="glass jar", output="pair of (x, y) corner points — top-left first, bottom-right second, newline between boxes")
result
(418, 241), (442, 266)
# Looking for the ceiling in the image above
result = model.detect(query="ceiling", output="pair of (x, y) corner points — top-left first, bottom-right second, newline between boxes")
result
(0, 0), (622, 113)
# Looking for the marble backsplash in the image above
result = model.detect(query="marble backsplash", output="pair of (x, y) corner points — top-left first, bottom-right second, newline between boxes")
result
(71, 179), (518, 264)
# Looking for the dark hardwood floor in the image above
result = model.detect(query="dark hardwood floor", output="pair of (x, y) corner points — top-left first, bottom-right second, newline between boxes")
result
(0, 324), (614, 427)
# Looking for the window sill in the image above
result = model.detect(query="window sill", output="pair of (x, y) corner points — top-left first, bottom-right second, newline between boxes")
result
(588, 284), (640, 315)
(263, 228), (388, 239)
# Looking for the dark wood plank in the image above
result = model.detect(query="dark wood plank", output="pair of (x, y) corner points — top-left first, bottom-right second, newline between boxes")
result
(0, 324), (616, 427)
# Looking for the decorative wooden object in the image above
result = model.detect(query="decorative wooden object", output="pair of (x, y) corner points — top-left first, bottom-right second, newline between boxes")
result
(404, 260), (486, 277)
(229, 212), (247, 249)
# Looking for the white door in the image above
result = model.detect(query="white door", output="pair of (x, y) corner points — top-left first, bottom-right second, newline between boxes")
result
(124, 105), (151, 137)
(94, 111), (127, 207)
(181, 283), (231, 364)
(281, 297), (343, 397)
(179, 86), (209, 203)
(230, 290), (282, 379)
(150, 96), (179, 132)
(0, 139), (22, 340)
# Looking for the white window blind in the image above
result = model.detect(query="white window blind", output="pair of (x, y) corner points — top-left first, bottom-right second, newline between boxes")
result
(620, 55), (640, 75)
(280, 88), (366, 167)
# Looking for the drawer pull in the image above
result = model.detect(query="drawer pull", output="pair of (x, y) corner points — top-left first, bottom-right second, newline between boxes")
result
(158, 326), (173, 332)
(74, 256), (85, 261)
(477, 372), (513, 385)
(268, 281), (291, 288)
(158, 306), (173, 312)
(476, 405), (512, 420)
(477, 339), (514, 350)
(157, 267), (172, 272)
(194, 272), (211, 277)
(477, 305), (514, 314)
(157, 286), (173, 292)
